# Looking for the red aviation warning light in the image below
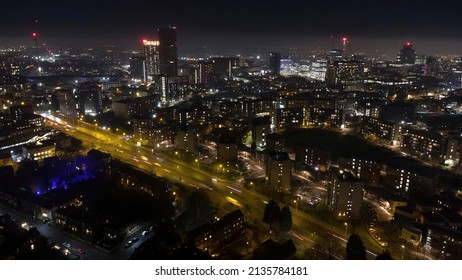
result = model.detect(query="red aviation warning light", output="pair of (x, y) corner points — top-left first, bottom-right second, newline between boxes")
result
(406, 42), (411, 46)
(32, 32), (37, 38)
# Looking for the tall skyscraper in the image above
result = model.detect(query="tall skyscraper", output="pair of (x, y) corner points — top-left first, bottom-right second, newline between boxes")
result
(397, 42), (416, 64)
(158, 26), (178, 77)
(143, 39), (160, 81)
(269, 52), (281, 75)
(129, 56), (147, 82)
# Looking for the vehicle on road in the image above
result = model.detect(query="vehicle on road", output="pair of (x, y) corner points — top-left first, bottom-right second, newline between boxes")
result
(142, 230), (149, 236)
(131, 237), (139, 243)
(63, 242), (71, 248)
(76, 248), (86, 254)
(124, 241), (133, 248)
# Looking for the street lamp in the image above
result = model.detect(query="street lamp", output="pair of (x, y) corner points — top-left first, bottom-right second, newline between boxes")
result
(293, 199), (298, 210)
(344, 222), (348, 238)
(401, 245), (406, 259)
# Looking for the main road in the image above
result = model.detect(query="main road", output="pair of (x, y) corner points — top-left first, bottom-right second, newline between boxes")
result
(43, 114), (389, 259)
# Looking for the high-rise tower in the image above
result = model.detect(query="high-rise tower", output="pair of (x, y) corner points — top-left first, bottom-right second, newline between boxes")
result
(158, 26), (178, 77)
(397, 42), (416, 64)
(269, 52), (281, 75)
(143, 39), (160, 81)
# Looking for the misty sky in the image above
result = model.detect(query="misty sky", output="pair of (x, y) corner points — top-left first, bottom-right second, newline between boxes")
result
(2, 0), (462, 55)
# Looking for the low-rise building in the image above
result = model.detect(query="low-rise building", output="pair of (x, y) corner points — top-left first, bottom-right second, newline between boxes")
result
(186, 209), (245, 255)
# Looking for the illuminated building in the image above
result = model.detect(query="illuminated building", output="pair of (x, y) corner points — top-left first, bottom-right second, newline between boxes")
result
(356, 100), (384, 118)
(155, 75), (169, 105)
(327, 167), (364, 220)
(174, 130), (198, 153)
(9, 105), (33, 122)
(360, 117), (402, 145)
(57, 89), (80, 117)
(267, 152), (292, 193)
(251, 116), (271, 149)
(186, 210), (244, 255)
(443, 138), (460, 168)
(78, 83), (103, 116)
(269, 52), (281, 75)
(306, 107), (343, 128)
(338, 158), (382, 184)
(142, 40), (160, 81)
(211, 57), (239, 78)
(243, 98), (276, 119)
(265, 133), (285, 152)
(401, 126), (446, 164)
(217, 101), (242, 119)
(23, 142), (56, 161)
(309, 58), (327, 81)
(217, 135), (238, 165)
(325, 60), (365, 85)
(421, 222), (462, 259)
(199, 61), (214, 84)
(397, 42), (416, 64)
(129, 56), (147, 82)
(385, 167), (438, 196)
(295, 145), (330, 171)
(112, 96), (158, 119)
(274, 108), (304, 130)
(178, 106), (211, 126)
(132, 118), (171, 147)
(158, 26), (178, 77)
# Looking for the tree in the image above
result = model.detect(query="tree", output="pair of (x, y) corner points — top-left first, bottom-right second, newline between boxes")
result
(304, 234), (341, 260)
(346, 233), (367, 260)
(375, 250), (393, 260)
(278, 206), (292, 232)
(184, 190), (212, 221)
(263, 199), (280, 228)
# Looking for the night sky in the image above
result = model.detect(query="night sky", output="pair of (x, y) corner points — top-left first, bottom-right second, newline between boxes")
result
(2, 0), (462, 54)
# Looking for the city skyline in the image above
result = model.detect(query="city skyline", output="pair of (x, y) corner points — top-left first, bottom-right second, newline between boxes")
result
(2, 1), (462, 55)
(2, 0), (462, 262)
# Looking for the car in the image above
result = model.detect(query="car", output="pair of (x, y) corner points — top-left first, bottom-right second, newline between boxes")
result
(131, 237), (139, 243)
(124, 241), (133, 248)
(142, 230), (149, 236)
(76, 248), (86, 254)
(149, 225), (156, 231)
(62, 242), (71, 248)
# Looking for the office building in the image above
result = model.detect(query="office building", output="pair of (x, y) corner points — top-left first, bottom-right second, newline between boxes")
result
(269, 52), (281, 75)
(397, 42), (416, 64)
(158, 27), (178, 77)
(129, 56), (147, 82)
